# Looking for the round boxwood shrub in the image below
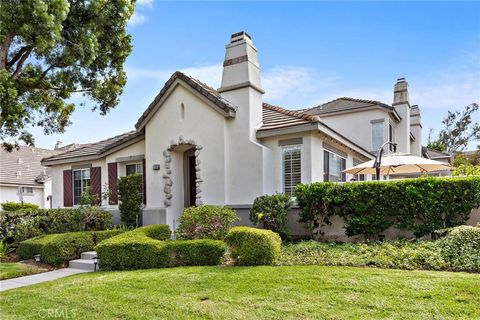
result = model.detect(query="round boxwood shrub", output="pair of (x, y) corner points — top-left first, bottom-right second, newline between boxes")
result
(175, 205), (239, 240)
(1, 202), (39, 211)
(249, 193), (292, 239)
(436, 225), (480, 272)
(225, 226), (281, 266)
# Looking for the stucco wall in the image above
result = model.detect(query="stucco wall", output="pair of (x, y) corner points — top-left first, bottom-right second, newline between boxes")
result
(320, 109), (397, 154)
(0, 185), (45, 208)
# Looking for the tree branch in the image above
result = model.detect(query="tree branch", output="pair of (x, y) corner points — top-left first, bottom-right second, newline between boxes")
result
(11, 46), (33, 79)
(6, 46), (30, 70)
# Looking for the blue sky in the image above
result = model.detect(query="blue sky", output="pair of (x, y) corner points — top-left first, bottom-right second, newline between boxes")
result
(32, 1), (480, 150)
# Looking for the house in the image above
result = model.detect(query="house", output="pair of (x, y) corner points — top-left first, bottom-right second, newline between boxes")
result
(0, 146), (63, 209)
(41, 31), (430, 229)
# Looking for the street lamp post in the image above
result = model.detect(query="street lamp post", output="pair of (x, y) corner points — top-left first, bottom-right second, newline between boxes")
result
(373, 141), (397, 181)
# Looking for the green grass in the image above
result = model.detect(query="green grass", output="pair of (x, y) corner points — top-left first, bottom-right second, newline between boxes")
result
(1, 266), (479, 319)
(0, 262), (47, 280)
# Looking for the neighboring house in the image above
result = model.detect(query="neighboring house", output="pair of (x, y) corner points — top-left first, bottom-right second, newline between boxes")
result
(41, 31), (430, 229)
(0, 146), (63, 209)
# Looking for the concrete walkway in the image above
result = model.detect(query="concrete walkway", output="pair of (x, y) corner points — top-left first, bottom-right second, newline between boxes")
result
(0, 268), (88, 292)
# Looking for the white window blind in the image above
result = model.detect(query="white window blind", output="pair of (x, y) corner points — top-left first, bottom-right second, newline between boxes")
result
(282, 145), (301, 195)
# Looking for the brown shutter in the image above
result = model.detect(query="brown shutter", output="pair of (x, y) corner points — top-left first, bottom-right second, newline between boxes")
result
(108, 162), (118, 205)
(142, 158), (146, 205)
(63, 170), (73, 207)
(90, 167), (102, 206)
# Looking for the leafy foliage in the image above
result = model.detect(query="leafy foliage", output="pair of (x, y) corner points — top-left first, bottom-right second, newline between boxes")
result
(435, 225), (480, 272)
(175, 205), (239, 240)
(249, 193), (292, 239)
(0, 207), (112, 245)
(0, 0), (135, 150)
(96, 225), (226, 270)
(0, 202), (39, 211)
(427, 103), (480, 153)
(17, 229), (124, 265)
(294, 177), (480, 239)
(451, 154), (480, 176)
(224, 226), (281, 266)
(118, 173), (142, 227)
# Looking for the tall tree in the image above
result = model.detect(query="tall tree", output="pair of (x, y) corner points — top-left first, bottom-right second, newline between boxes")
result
(0, 0), (135, 151)
(428, 103), (480, 153)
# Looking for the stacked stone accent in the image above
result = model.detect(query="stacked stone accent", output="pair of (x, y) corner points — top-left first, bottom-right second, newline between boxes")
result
(162, 136), (203, 207)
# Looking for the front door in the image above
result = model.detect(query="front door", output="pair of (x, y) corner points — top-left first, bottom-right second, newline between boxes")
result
(188, 155), (197, 206)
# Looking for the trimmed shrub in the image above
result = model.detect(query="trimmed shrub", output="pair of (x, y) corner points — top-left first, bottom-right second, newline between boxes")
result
(17, 229), (125, 265)
(295, 177), (480, 239)
(118, 174), (142, 227)
(95, 232), (168, 270)
(225, 226), (281, 266)
(1, 202), (39, 211)
(175, 205), (239, 240)
(166, 240), (226, 266)
(436, 225), (480, 272)
(134, 224), (171, 240)
(250, 193), (292, 239)
(96, 225), (226, 270)
(0, 207), (112, 245)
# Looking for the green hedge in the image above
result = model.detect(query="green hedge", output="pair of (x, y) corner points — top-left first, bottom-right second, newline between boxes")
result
(224, 226), (281, 266)
(436, 225), (480, 272)
(96, 225), (226, 270)
(295, 177), (480, 239)
(1, 202), (39, 211)
(0, 207), (112, 245)
(17, 229), (125, 265)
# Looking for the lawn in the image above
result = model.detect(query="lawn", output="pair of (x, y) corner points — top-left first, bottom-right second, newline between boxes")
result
(0, 262), (48, 280)
(1, 266), (479, 320)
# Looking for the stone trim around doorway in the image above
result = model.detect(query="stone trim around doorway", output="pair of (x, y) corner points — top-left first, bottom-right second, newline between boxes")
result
(162, 136), (203, 207)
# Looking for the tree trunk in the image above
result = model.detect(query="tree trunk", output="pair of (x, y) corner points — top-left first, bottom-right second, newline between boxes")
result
(0, 31), (15, 70)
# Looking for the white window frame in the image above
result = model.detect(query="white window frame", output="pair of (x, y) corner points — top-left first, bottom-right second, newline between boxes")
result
(371, 121), (384, 151)
(73, 168), (91, 205)
(281, 145), (302, 195)
(324, 150), (347, 182)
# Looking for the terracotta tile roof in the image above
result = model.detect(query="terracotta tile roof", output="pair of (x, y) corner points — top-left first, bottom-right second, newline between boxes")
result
(135, 71), (237, 129)
(259, 103), (320, 131)
(306, 97), (398, 118)
(41, 131), (143, 164)
(0, 146), (61, 186)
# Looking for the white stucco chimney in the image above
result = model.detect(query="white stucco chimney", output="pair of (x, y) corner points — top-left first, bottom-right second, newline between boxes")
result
(218, 31), (264, 93)
(393, 78), (411, 154)
(218, 31), (264, 141)
(410, 105), (422, 156)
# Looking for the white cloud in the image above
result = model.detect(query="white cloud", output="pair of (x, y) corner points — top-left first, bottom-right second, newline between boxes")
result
(128, 12), (147, 26)
(128, 0), (154, 26)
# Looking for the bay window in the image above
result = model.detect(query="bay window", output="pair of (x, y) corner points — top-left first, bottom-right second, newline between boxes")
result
(324, 150), (346, 182)
(372, 121), (384, 151)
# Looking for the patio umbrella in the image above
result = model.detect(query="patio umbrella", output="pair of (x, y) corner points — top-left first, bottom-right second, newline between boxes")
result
(344, 153), (452, 176)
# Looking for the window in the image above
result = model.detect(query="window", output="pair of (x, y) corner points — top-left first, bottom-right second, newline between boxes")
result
(389, 123), (395, 151)
(353, 160), (365, 182)
(73, 168), (90, 205)
(282, 145), (301, 195)
(126, 163), (144, 202)
(324, 150), (346, 182)
(372, 121), (384, 151)
(19, 187), (34, 195)
(126, 163), (143, 176)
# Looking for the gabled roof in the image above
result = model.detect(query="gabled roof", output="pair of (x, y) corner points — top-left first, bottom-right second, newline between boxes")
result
(1, 146), (61, 186)
(41, 131), (144, 165)
(306, 97), (402, 121)
(135, 71), (237, 130)
(258, 103), (374, 159)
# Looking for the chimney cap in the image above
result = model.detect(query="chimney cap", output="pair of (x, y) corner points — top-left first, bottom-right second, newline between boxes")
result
(396, 77), (406, 83)
(230, 31), (252, 44)
(231, 31), (251, 39)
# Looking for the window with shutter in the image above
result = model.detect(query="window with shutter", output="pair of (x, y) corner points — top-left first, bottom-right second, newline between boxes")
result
(282, 145), (301, 195)
(73, 168), (91, 205)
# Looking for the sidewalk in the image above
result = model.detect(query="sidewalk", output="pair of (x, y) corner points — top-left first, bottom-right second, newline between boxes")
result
(0, 268), (88, 292)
